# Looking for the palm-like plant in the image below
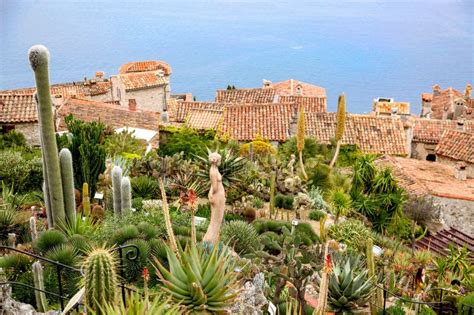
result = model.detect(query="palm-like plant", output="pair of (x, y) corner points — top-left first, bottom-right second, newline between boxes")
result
(328, 189), (351, 223)
(154, 243), (239, 313)
(350, 155), (376, 197)
(196, 148), (247, 188)
(327, 254), (374, 313)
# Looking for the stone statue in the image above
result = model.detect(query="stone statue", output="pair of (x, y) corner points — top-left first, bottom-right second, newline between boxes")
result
(288, 154), (296, 176)
(203, 152), (226, 245)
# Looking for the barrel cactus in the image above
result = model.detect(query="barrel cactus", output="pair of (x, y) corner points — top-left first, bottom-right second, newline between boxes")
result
(28, 45), (65, 227)
(82, 247), (118, 315)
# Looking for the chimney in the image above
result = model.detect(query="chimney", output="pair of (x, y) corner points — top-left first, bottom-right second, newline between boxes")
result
(432, 84), (441, 96)
(95, 71), (105, 79)
(456, 118), (466, 132)
(442, 106), (449, 120)
(128, 99), (137, 111)
(262, 79), (272, 88)
(455, 162), (467, 181)
(296, 84), (303, 96)
(465, 84), (472, 100)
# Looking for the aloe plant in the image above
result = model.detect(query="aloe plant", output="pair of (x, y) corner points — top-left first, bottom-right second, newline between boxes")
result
(328, 254), (374, 313)
(154, 244), (239, 313)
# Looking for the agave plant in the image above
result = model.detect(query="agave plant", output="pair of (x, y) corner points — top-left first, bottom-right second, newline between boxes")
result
(196, 148), (247, 187)
(327, 254), (374, 313)
(154, 243), (239, 313)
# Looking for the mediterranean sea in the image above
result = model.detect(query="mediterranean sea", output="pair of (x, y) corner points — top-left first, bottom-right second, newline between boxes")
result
(1, 0), (472, 113)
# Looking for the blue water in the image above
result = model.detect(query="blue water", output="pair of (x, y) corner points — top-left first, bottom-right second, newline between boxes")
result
(1, 0), (472, 113)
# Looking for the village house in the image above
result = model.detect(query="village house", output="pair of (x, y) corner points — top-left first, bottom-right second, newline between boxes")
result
(420, 84), (473, 120)
(376, 155), (474, 236)
(57, 98), (160, 148)
(435, 129), (474, 179)
(0, 94), (40, 146)
(110, 61), (172, 113)
(372, 97), (410, 116)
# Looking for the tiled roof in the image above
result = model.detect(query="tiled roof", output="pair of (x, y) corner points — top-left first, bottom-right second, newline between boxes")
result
(373, 101), (410, 115)
(436, 129), (474, 163)
(186, 108), (223, 130)
(305, 113), (407, 155)
(215, 88), (276, 103)
(57, 98), (159, 132)
(166, 98), (178, 122)
(0, 94), (38, 123)
(0, 81), (111, 98)
(119, 60), (172, 75)
(279, 95), (327, 112)
(175, 101), (226, 122)
(412, 119), (474, 144)
(375, 155), (474, 201)
(119, 72), (167, 92)
(423, 87), (464, 120)
(220, 103), (294, 141)
(272, 79), (326, 97)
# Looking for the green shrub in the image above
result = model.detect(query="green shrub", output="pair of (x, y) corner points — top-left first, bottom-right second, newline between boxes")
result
(378, 304), (406, 315)
(108, 225), (140, 246)
(309, 210), (326, 221)
(34, 230), (67, 254)
(328, 219), (373, 252)
(0, 130), (27, 149)
(275, 194), (294, 210)
(195, 203), (211, 218)
(253, 197), (264, 209)
(137, 222), (158, 240)
(0, 150), (43, 193)
(252, 219), (319, 246)
(132, 197), (143, 211)
(131, 176), (159, 199)
(418, 305), (436, 315)
(458, 293), (474, 315)
(221, 221), (260, 255)
(158, 127), (210, 159)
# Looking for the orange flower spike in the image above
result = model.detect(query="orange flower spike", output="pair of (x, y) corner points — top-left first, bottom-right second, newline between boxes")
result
(142, 267), (149, 282)
(188, 189), (197, 207)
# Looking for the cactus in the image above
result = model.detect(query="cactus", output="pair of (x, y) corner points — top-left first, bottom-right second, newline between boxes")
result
(29, 45), (65, 227)
(319, 215), (327, 242)
(32, 261), (48, 312)
(29, 217), (38, 241)
(315, 243), (330, 315)
(59, 148), (76, 224)
(269, 172), (276, 219)
(121, 177), (132, 214)
(82, 183), (90, 216)
(83, 248), (118, 315)
(367, 238), (383, 315)
(7, 233), (16, 248)
(111, 166), (122, 217)
(388, 270), (396, 292)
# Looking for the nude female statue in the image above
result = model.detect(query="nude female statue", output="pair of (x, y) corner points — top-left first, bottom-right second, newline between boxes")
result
(202, 152), (226, 244)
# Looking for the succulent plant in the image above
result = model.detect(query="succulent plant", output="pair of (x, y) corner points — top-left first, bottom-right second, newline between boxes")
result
(82, 182), (91, 216)
(29, 45), (65, 227)
(121, 176), (132, 214)
(154, 243), (239, 313)
(221, 220), (260, 255)
(111, 166), (122, 217)
(34, 230), (67, 254)
(328, 254), (374, 313)
(82, 247), (118, 315)
(59, 148), (76, 224)
(32, 261), (47, 312)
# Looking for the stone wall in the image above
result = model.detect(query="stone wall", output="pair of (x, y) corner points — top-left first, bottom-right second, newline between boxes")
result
(14, 123), (41, 147)
(411, 142), (437, 160)
(124, 87), (166, 113)
(433, 196), (474, 236)
(437, 156), (474, 179)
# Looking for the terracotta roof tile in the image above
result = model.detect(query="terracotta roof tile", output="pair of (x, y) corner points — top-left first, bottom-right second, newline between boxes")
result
(186, 108), (223, 130)
(119, 60), (172, 75)
(373, 101), (410, 115)
(305, 113), (407, 155)
(57, 98), (159, 132)
(175, 101), (227, 122)
(0, 81), (111, 98)
(220, 103), (294, 141)
(424, 87), (464, 119)
(279, 95), (327, 112)
(215, 88), (276, 103)
(435, 129), (474, 163)
(0, 94), (38, 123)
(119, 72), (167, 92)
(272, 79), (326, 97)
(412, 119), (474, 144)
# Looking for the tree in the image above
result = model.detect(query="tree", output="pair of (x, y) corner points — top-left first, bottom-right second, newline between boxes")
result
(329, 94), (346, 168)
(296, 107), (308, 179)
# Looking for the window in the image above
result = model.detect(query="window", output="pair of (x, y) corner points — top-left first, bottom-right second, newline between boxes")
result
(0, 125), (15, 134)
(426, 154), (436, 162)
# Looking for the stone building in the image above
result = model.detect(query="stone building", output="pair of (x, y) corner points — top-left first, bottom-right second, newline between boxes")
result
(435, 129), (474, 179)
(0, 94), (40, 146)
(420, 84), (473, 120)
(372, 97), (410, 116)
(111, 61), (172, 113)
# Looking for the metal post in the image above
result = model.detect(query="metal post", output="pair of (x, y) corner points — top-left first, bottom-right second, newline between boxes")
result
(56, 265), (64, 310)
(438, 289), (443, 315)
(383, 288), (387, 315)
(118, 247), (126, 307)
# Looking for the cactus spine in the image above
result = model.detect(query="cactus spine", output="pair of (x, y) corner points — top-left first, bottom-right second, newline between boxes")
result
(269, 172), (276, 219)
(32, 261), (48, 312)
(367, 238), (383, 315)
(83, 248), (118, 315)
(29, 216), (38, 241)
(111, 166), (122, 217)
(59, 148), (76, 224)
(82, 183), (90, 216)
(120, 176), (131, 214)
(29, 45), (65, 227)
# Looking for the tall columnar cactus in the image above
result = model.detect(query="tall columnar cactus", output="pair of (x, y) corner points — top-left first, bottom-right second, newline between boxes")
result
(82, 183), (91, 216)
(269, 172), (276, 219)
(32, 261), (48, 312)
(111, 166), (123, 217)
(59, 148), (76, 224)
(367, 238), (383, 315)
(296, 107), (308, 179)
(121, 177), (132, 214)
(29, 216), (38, 241)
(83, 248), (118, 315)
(29, 45), (66, 227)
(329, 94), (346, 168)
(316, 243), (330, 315)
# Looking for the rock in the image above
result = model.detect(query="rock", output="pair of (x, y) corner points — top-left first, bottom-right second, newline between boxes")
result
(230, 273), (268, 314)
(0, 283), (60, 315)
